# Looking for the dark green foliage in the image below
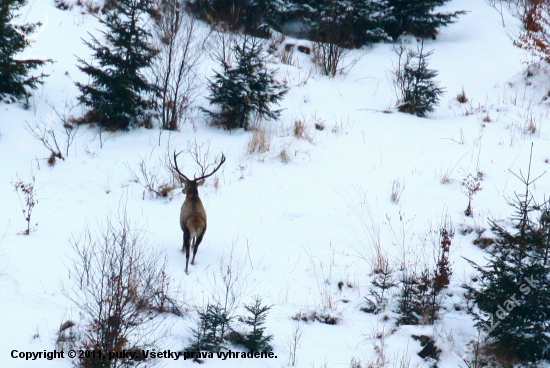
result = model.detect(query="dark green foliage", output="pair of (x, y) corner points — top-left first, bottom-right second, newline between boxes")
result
(396, 270), (425, 325)
(204, 37), (287, 130)
(397, 228), (453, 325)
(379, 0), (466, 40)
(187, 0), (279, 37)
(228, 296), (273, 352)
(0, 0), (51, 102)
(187, 303), (231, 353)
(463, 159), (550, 363)
(393, 43), (444, 117)
(281, 0), (464, 47)
(300, 0), (389, 47)
(76, 0), (158, 131)
(362, 260), (397, 314)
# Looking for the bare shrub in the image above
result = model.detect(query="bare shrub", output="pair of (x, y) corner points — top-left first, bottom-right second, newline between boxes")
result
(25, 102), (80, 165)
(313, 41), (348, 77)
(152, 1), (204, 139)
(25, 120), (63, 166)
(513, 0), (550, 63)
(12, 175), (38, 235)
(126, 156), (176, 200)
(287, 319), (305, 366)
(390, 178), (405, 204)
(461, 172), (484, 217)
(246, 127), (271, 155)
(280, 48), (297, 66)
(61, 208), (174, 367)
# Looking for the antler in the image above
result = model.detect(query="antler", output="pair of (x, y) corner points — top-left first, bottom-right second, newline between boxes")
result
(172, 151), (191, 183)
(171, 151), (226, 183)
(195, 153), (226, 181)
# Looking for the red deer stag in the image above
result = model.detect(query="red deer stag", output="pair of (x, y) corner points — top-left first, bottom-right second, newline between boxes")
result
(171, 151), (226, 274)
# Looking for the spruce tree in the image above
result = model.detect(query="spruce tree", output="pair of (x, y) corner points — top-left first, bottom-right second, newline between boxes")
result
(393, 43), (444, 117)
(0, 0), (51, 102)
(228, 296), (273, 352)
(76, 0), (158, 131)
(463, 155), (550, 363)
(379, 0), (465, 40)
(204, 37), (287, 130)
(187, 303), (231, 353)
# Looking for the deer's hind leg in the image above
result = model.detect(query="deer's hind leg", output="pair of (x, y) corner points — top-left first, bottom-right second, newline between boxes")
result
(191, 225), (207, 266)
(183, 228), (191, 274)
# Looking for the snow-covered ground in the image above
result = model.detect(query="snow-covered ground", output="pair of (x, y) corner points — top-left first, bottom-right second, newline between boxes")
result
(2, 0), (550, 367)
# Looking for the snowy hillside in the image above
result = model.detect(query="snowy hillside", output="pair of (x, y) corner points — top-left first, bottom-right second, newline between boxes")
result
(1, 0), (550, 367)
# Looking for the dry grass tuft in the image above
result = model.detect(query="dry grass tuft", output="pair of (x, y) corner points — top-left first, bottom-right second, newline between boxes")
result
(456, 88), (468, 104)
(247, 127), (271, 155)
(279, 146), (291, 163)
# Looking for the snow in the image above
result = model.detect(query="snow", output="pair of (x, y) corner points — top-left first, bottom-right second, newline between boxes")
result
(1, 0), (550, 367)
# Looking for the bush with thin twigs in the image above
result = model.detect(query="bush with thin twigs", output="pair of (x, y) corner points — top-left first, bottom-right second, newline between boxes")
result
(61, 208), (176, 368)
(390, 178), (405, 204)
(286, 319), (305, 366)
(461, 172), (484, 217)
(151, 1), (204, 138)
(12, 175), (37, 235)
(513, 0), (550, 64)
(313, 41), (349, 77)
(25, 119), (63, 166)
(126, 156), (176, 200)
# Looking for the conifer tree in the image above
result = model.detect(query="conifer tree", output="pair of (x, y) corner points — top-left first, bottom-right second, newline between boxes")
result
(0, 0), (51, 102)
(187, 303), (231, 353)
(464, 152), (550, 363)
(228, 296), (273, 352)
(204, 37), (287, 130)
(393, 43), (444, 117)
(76, 0), (158, 131)
(379, 0), (465, 40)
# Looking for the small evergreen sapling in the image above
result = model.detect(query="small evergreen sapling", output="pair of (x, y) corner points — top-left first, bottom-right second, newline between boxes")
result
(187, 303), (231, 354)
(362, 260), (397, 314)
(204, 37), (288, 130)
(392, 42), (444, 117)
(228, 296), (273, 352)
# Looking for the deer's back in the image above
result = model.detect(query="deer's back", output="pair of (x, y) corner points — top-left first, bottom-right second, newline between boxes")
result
(180, 196), (207, 232)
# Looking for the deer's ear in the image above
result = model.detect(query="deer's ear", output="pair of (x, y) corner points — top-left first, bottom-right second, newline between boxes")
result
(197, 179), (205, 186)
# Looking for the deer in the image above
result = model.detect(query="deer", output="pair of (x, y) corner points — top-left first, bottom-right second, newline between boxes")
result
(171, 150), (226, 274)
